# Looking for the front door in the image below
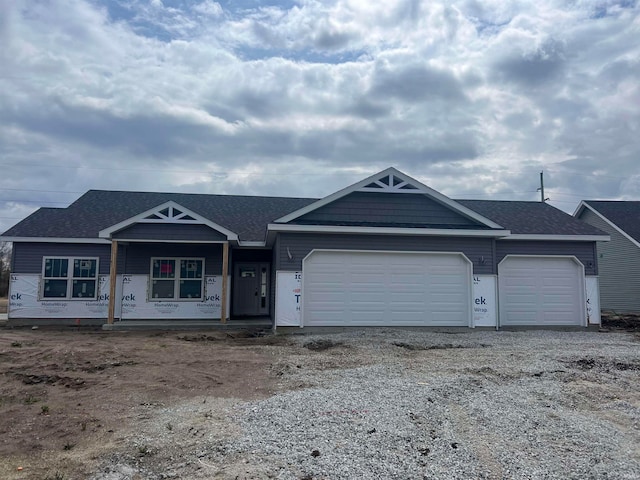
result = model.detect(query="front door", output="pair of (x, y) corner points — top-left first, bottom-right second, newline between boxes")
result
(233, 262), (270, 316)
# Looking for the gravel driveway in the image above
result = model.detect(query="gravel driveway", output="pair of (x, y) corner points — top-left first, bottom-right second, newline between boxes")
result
(91, 329), (640, 480)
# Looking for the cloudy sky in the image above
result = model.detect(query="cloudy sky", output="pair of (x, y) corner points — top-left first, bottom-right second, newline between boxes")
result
(1, 0), (639, 233)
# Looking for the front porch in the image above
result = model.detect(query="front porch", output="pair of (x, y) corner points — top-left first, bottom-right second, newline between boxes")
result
(102, 317), (272, 331)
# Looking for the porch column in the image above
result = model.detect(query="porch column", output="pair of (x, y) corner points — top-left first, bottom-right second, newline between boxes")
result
(220, 241), (229, 323)
(107, 240), (118, 324)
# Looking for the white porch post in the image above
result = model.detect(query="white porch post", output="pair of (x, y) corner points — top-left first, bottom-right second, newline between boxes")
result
(107, 240), (118, 325)
(220, 241), (229, 323)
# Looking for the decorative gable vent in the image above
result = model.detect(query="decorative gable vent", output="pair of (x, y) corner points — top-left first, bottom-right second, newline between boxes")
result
(141, 205), (198, 224)
(359, 173), (420, 193)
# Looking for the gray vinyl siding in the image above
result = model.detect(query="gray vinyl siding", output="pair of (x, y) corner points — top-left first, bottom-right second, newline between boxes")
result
(112, 223), (226, 241)
(578, 209), (640, 311)
(295, 192), (483, 227)
(495, 240), (597, 276)
(123, 243), (223, 275)
(11, 242), (121, 275)
(275, 233), (494, 274)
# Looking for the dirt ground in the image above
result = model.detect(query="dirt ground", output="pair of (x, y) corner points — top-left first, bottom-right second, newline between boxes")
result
(0, 329), (290, 480)
(0, 324), (638, 479)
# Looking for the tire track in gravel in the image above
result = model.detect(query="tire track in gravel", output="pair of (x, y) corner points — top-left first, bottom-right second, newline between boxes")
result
(448, 402), (503, 480)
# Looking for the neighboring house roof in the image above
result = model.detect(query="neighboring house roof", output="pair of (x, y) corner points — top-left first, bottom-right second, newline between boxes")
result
(458, 200), (606, 236)
(575, 200), (640, 245)
(2, 191), (316, 242)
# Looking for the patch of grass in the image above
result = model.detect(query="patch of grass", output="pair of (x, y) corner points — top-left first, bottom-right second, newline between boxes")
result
(10, 341), (22, 348)
(41, 404), (50, 415)
(24, 394), (40, 405)
(138, 444), (150, 456)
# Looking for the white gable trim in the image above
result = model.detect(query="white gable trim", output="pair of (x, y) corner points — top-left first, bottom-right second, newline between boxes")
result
(98, 201), (239, 240)
(274, 167), (504, 229)
(574, 201), (640, 249)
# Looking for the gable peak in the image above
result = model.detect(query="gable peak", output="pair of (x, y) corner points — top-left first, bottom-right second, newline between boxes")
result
(359, 171), (421, 193)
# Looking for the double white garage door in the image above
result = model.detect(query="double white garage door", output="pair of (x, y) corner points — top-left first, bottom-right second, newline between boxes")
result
(301, 251), (586, 327)
(303, 251), (472, 327)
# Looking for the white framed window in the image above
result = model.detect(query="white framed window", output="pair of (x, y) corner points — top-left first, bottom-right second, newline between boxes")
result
(41, 257), (99, 300)
(150, 258), (204, 301)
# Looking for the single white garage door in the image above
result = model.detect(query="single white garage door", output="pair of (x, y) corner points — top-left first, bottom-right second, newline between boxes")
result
(498, 256), (585, 326)
(302, 250), (472, 327)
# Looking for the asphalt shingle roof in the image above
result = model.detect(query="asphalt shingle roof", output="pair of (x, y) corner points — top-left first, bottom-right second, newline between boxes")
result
(457, 200), (607, 236)
(2, 190), (316, 242)
(2, 190), (606, 241)
(582, 201), (640, 243)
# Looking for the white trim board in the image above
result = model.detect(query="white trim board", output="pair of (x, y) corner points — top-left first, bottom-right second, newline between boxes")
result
(98, 201), (239, 241)
(503, 234), (610, 242)
(274, 167), (504, 229)
(574, 201), (637, 248)
(268, 223), (511, 237)
(0, 237), (110, 244)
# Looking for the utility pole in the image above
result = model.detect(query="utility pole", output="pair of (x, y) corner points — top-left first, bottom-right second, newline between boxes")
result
(537, 171), (549, 202)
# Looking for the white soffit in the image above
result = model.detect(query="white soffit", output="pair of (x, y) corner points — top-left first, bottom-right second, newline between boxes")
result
(274, 167), (504, 229)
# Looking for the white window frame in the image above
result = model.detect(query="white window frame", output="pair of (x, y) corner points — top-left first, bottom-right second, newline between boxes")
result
(40, 256), (100, 301)
(149, 257), (205, 301)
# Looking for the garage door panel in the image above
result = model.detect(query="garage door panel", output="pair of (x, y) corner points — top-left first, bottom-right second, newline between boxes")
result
(499, 257), (584, 326)
(303, 251), (471, 327)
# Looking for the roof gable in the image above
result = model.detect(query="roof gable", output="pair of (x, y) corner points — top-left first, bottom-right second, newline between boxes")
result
(575, 201), (640, 248)
(294, 191), (487, 228)
(98, 201), (239, 240)
(275, 167), (504, 229)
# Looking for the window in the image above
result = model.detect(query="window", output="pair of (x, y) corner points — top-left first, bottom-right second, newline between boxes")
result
(150, 258), (204, 300)
(42, 257), (99, 300)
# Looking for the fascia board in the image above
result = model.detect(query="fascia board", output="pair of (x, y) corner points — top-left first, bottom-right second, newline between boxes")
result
(273, 167), (504, 229)
(98, 200), (239, 240)
(0, 237), (110, 244)
(268, 223), (510, 237)
(504, 234), (610, 242)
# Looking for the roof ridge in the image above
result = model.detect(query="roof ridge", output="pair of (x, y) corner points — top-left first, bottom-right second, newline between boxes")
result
(83, 189), (318, 201)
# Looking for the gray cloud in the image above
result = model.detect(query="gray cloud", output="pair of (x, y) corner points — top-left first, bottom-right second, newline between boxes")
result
(371, 63), (468, 103)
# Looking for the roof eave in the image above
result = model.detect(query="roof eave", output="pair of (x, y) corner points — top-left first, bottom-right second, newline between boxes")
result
(267, 223), (511, 238)
(503, 234), (610, 242)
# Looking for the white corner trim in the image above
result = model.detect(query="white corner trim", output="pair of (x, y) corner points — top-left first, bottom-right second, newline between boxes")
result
(273, 167), (504, 229)
(504, 234), (610, 241)
(0, 236), (110, 244)
(575, 202), (640, 249)
(98, 201), (239, 240)
(268, 223), (511, 237)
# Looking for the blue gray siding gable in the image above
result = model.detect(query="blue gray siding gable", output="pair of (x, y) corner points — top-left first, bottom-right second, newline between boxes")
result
(577, 208), (640, 311)
(292, 192), (488, 229)
(112, 223), (227, 242)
